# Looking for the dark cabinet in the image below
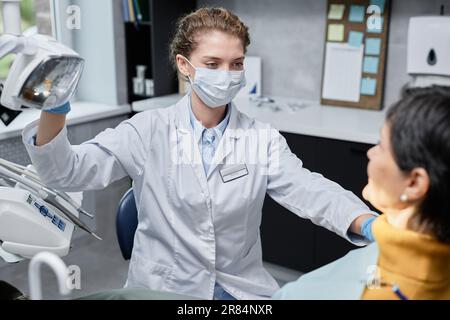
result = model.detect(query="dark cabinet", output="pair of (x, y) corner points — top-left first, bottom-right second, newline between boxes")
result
(124, 0), (196, 103)
(261, 132), (376, 273)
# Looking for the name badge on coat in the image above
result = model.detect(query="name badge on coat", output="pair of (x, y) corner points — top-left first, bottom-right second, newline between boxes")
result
(220, 164), (249, 183)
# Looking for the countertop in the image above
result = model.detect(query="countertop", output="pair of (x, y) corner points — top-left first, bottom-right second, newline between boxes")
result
(132, 94), (385, 145)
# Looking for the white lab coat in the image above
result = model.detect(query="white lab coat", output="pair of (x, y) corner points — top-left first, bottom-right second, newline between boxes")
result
(22, 94), (372, 300)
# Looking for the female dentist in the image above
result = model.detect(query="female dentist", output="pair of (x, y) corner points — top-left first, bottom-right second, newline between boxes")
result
(22, 7), (377, 300)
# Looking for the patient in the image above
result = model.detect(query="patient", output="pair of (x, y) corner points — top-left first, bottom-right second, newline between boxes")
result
(273, 85), (450, 300)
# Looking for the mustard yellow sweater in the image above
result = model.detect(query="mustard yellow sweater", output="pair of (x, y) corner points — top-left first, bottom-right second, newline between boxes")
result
(362, 215), (450, 300)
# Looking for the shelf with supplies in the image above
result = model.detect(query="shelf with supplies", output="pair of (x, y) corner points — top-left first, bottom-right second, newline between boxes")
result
(125, 21), (152, 26)
(122, 0), (196, 104)
(122, 0), (152, 25)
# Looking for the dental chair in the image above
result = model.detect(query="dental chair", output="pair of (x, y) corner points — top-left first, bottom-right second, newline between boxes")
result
(80, 190), (196, 300)
(116, 189), (138, 260)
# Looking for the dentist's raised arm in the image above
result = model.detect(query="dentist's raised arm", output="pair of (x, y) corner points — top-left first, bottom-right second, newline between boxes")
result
(23, 103), (151, 192)
(36, 104), (70, 146)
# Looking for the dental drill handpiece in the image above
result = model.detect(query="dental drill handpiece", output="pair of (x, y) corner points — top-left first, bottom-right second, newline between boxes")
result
(0, 159), (94, 219)
(42, 191), (102, 241)
(0, 163), (102, 240)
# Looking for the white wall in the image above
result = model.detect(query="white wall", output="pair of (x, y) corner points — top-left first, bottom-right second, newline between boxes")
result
(200, 0), (450, 109)
(54, 0), (125, 105)
(72, 0), (118, 105)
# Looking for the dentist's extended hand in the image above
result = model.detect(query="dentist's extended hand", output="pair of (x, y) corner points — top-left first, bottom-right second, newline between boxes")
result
(350, 214), (377, 242)
(360, 216), (377, 242)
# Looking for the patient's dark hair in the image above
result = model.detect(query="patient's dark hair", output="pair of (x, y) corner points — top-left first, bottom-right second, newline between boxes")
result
(387, 85), (450, 243)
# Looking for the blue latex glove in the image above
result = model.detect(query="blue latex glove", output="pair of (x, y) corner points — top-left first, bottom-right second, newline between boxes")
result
(44, 102), (71, 115)
(361, 216), (377, 242)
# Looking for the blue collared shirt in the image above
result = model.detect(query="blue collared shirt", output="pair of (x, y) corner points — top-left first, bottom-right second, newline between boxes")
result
(189, 102), (231, 176)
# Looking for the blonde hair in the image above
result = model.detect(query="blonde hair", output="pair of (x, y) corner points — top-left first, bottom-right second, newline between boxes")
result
(169, 7), (250, 69)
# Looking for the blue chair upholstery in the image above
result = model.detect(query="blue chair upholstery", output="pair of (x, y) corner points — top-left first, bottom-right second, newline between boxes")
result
(116, 189), (138, 260)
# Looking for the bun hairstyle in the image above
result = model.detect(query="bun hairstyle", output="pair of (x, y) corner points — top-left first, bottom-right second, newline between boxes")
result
(169, 7), (250, 70)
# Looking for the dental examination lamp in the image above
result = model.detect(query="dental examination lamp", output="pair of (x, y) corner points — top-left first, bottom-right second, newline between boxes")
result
(407, 11), (450, 88)
(0, 2), (96, 265)
(0, 0), (84, 111)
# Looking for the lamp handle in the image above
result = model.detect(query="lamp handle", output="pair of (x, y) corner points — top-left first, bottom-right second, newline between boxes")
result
(0, 34), (20, 59)
(0, 34), (37, 59)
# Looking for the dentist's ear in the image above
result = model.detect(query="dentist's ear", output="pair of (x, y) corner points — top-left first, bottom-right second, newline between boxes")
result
(176, 54), (191, 78)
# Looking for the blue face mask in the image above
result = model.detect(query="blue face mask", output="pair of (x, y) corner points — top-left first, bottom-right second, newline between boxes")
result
(184, 57), (246, 108)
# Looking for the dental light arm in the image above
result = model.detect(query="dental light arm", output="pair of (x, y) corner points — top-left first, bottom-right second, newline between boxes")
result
(0, 0), (84, 111)
(0, 33), (37, 57)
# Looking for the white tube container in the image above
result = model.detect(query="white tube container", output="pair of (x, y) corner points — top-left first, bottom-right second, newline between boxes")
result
(145, 79), (154, 97)
(133, 77), (145, 95)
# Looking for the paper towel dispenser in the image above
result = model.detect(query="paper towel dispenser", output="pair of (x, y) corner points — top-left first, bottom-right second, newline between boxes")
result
(407, 16), (450, 77)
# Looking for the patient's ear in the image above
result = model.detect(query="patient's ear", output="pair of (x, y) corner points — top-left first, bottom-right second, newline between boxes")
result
(404, 168), (430, 203)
